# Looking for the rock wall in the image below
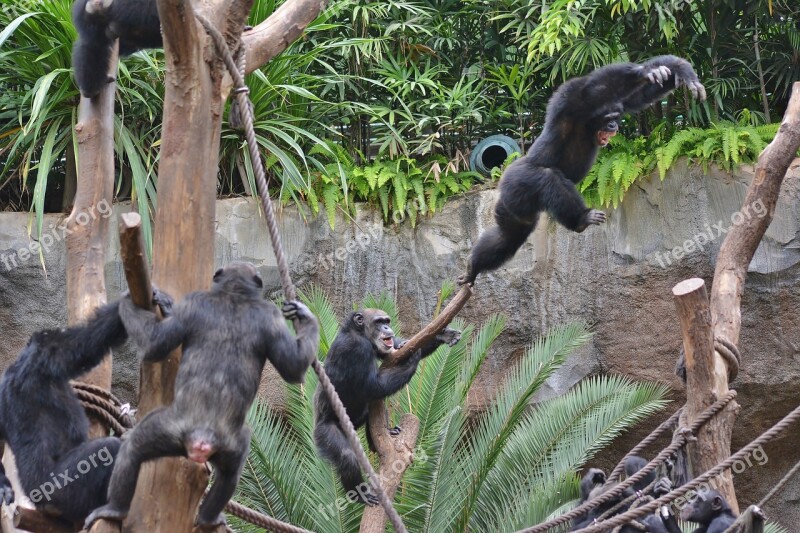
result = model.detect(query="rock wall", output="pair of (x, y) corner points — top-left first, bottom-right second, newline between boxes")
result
(1, 159), (798, 524)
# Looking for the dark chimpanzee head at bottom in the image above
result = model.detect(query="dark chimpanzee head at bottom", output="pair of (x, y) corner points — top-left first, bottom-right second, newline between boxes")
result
(350, 308), (395, 358)
(680, 488), (732, 522)
(211, 262), (264, 295)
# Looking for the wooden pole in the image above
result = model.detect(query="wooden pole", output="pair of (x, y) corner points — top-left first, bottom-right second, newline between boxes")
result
(66, 43), (120, 432)
(673, 278), (739, 510)
(360, 413), (419, 533)
(672, 81), (800, 515)
(119, 212), (153, 310)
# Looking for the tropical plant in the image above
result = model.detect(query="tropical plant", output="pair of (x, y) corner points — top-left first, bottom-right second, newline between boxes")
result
(230, 287), (671, 532)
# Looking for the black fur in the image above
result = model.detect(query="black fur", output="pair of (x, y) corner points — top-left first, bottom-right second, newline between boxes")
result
(313, 309), (460, 505)
(72, 0), (162, 98)
(460, 55), (706, 285)
(84, 262), (319, 529)
(0, 302), (127, 524)
(680, 489), (736, 533)
(571, 457), (676, 532)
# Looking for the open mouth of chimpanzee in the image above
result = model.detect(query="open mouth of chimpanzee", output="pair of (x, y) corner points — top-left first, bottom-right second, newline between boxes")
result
(381, 334), (394, 349)
(596, 129), (617, 146)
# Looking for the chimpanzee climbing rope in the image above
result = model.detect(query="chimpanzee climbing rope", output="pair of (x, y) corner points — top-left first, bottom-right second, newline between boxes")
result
(195, 13), (408, 533)
(520, 390), (738, 533)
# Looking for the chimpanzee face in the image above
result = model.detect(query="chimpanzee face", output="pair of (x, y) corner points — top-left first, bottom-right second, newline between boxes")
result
(593, 111), (620, 146)
(354, 309), (395, 357)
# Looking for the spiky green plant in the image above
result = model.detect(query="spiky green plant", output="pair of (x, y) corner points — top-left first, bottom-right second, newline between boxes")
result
(230, 287), (671, 532)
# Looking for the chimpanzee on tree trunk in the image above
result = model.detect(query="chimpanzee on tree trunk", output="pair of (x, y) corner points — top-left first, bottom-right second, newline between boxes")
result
(459, 55), (706, 285)
(84, 262), (320, 529)
(314, 309), (460, 505)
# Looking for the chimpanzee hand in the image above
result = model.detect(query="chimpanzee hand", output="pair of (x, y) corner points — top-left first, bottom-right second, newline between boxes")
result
(388, 426), (402, 436)
(575, 209), (607, 233)
(282, 300), (314, 323)
(436, 328), (461, 347)
(152, 286), (174, 317)
(0, 474), (14, 505)
(653, 477), (673, 497)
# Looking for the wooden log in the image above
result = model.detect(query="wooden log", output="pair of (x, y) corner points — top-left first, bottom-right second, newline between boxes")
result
(360, 413), (420, 533)
(119, 212), (153, 310)
(673, 278), (739, 511)
(12, 507), (76, 533)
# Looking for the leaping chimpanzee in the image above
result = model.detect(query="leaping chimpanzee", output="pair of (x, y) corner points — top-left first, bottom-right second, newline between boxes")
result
(72, 0), (162, 98)
(314, 309), (460, 505)
(84, 262), (320, 529)
(0, 299), (131, 525)
(459, 55), (706, 285)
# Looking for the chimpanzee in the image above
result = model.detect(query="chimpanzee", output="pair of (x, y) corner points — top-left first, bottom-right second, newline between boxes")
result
(72, 0), (162, 98)
(0, 300), (129, 524)
(458, 55), (706, 285)
(680, 488), (737, 533)
(314, 309), (460, 505)
(84, 262), (320, 529)
(570, 456), (675, 532)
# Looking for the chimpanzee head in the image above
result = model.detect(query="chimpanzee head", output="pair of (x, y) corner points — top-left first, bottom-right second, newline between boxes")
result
(589, 105), (622, 147)
(580, 468), (607, 500)
(680, 488), (731, 522)
(352, 309), (395, 358)
(211, 262), (263, 295)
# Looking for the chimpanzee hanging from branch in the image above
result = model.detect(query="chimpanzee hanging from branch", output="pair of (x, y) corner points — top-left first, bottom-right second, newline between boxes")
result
(459, 55), (706, 285)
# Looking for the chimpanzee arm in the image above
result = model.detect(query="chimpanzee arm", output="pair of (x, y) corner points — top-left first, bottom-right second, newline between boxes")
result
(119, 297), (185, 362)
(51, 300), (127, 378)
(263, 301), (319, 384)
(371, 353), (422, 398)
(621, 55), (706, 113)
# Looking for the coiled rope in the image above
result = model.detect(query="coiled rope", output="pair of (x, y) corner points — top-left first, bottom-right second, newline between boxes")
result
(195, 13), (407, 533)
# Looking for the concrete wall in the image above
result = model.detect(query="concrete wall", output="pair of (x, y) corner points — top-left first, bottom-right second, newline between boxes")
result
(1, 159), (798, 524)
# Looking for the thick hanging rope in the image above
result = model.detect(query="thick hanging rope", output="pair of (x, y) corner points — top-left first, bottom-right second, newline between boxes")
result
(573, 400), (800, 532)
(195, 13), (408, 533)
(520, 390), (738, 533)
(224, 500), (313, 533)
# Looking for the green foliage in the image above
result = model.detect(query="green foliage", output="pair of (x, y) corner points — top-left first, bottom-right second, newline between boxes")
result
(231, 288), (671, 532)
(657, 120), (779, 175)
(581, 119), (782, 208)
(310, 156), (478, 228)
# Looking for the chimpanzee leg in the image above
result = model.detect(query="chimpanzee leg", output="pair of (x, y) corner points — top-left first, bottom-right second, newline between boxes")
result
(196, 427), (251, 527)
(538, 168), (603, 232)
(84, 408), (184, 527)
(314, 421), (376, 505)
(42, 437), (121, 523)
